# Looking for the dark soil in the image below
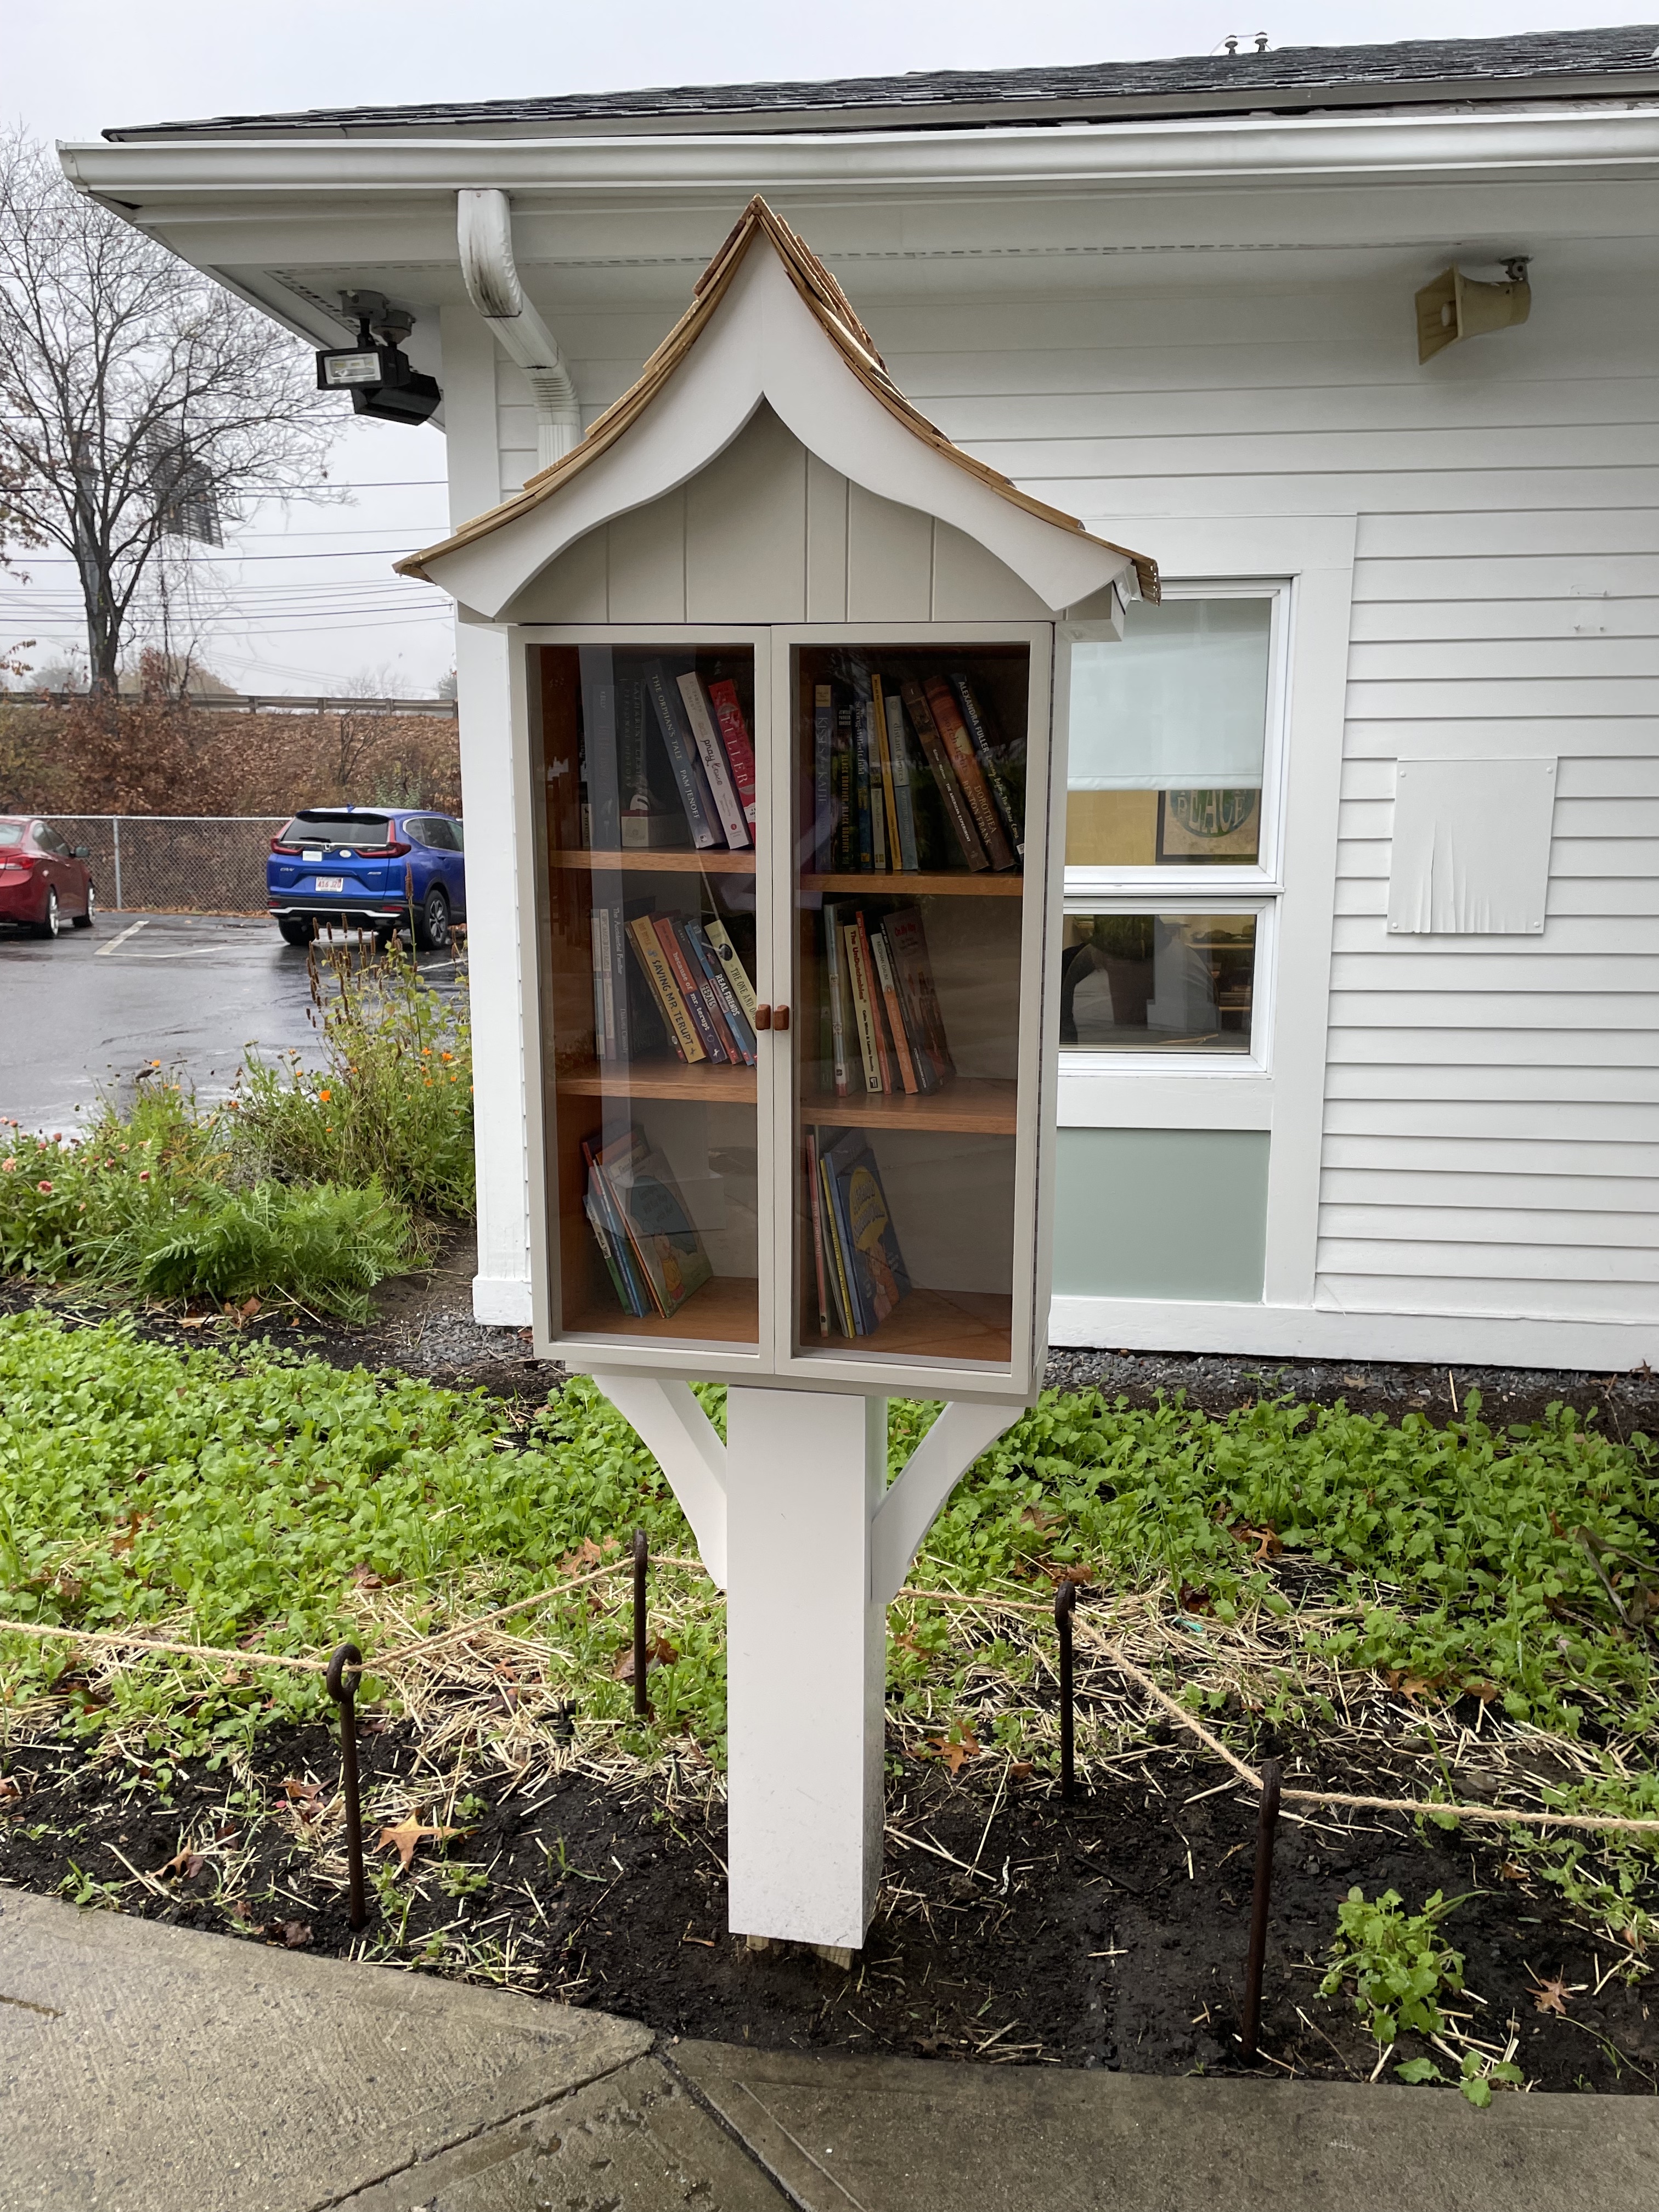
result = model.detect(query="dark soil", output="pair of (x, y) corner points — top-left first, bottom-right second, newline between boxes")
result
(4, 1719), (1654, 2092)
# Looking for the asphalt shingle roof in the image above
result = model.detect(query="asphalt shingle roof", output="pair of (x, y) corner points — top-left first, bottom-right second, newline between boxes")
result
(103, 25), (1659, 142)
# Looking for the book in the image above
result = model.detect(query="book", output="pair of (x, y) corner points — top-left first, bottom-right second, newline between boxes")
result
(702, 916), (759, 1027)
(823, 1127), (911, 1330)
(884, 691), (920, 872)
(868, 927), (920, 1094)
(853, 693), (876, 873)
(580, 674), (622, 850)
(863, 692), (889, 872)
(843, 920), (883, 1094)
(869, 673), (902, 871)
(812, 682), (836, 870)
(822, 901), (853, 1098)
(584, 1127), (654, 1316)
(853, 911), (896, 1092)
(805, 1132), (831, 1338)
(653, 914), (727, 1063)
(602, 1125), (714, 1318)
(681, 907), (752, 1062)
(820, 1145), (860, 1334)
(670, 917), (741, 1064)
(604, 896), (669, 1062)
(923, 677), (1015, 871)
(951, 673), (1024, 860)
(678, 670), (751, 850)
(883, 905), (954, 1081)
(589, 910), (613, 1059)
(615, 676), (680, 849)
(900, 679), (989, 872)
(627, 913), (703, 1062)
(707, 678), (759, 835)
(832, 701), (857, 872)
(644, 661), (720, 850)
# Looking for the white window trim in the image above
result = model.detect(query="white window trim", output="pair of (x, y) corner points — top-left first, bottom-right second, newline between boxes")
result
(1062, 578), (1292, 904)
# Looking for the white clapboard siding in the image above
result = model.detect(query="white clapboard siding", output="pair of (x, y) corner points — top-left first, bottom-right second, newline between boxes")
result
(483, 241), (1659, 1337)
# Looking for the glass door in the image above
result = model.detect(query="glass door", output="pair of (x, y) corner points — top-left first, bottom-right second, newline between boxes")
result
(534, 641), (766, 1352)
(785, 636), (1036, 1376)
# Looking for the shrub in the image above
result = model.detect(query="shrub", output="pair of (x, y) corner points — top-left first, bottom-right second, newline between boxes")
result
(136, 1180), (412, 1321)
(234, 940), (473, 1216)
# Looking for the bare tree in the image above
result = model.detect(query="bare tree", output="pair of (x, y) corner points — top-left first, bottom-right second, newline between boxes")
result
(0, 129), (341, 699)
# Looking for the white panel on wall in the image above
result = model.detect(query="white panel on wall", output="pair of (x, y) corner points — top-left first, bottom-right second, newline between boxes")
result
(1387, 759), (1557, 935)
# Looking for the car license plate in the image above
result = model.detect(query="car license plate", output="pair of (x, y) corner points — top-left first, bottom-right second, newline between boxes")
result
(315, 875), (345, 892)
(302, 849), (324, 862)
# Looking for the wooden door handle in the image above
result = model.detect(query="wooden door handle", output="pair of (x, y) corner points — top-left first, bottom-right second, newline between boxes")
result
(772, 1004), (789, 1031)
(754, 1003), (770, 1031)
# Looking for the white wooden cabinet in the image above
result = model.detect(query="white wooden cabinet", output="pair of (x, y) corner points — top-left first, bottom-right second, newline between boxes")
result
(521, 618), (1059, 1403)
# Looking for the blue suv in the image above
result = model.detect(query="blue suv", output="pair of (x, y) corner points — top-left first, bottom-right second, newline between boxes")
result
(268, 807), (466, 950)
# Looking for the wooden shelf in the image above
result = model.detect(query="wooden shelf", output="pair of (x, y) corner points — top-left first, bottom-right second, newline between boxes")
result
(800, 1077), (1017, 1135)
(557, 1060), (757, 1104)
(553, 848), (755, 875)
(803, 1286), (1012, 1365)
(562, 1273), (759, 1345)
(800, 871), (1023, 899)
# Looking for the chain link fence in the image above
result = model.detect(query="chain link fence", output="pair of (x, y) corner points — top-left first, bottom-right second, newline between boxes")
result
(46, 816), (285, 914)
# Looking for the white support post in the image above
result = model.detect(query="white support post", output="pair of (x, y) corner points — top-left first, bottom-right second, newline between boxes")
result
(725, 1389), (887, 1952)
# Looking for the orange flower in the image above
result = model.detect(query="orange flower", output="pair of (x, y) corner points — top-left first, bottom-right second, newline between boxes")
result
(1, 1160), (15, 1175)
(318, 1090), (332, 1103)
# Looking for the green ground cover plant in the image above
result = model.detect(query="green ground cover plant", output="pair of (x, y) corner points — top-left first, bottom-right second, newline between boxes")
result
(0, 944), (469, 1316)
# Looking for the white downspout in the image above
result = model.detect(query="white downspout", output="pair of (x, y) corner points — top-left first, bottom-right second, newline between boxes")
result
(457, 188), (580, 472)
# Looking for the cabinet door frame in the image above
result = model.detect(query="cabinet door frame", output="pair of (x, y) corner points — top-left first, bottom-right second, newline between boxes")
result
(766, 620), (1057, 1403)
(515, 622), (781, 1382)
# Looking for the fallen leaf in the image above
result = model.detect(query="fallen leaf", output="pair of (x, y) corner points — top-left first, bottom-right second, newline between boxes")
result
(377, 1812), (460, 1870)
(1011, 1762), (1032, 1781)
(175, 1316), (212, 1331)
(225, 1899), (255, 1925)
(613, 1636), (679, 1683)
(1531, 1973), (1574, 2017)
(282, 1776), (324, 1812)
(924, 1728), (980, 1777)
(350, 1565), (386, 1590)
(0, 1776), (21, 1804)
(262, 1918), (312, 1948)
(1498, 1861), (1527, 1881)
(159, 1848), (205, 1881)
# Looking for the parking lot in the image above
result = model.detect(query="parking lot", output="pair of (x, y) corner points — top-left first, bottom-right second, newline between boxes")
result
(1, 911), (459, 1135)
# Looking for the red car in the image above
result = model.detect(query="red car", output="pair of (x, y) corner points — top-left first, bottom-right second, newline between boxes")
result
(0, 818), (97, 938)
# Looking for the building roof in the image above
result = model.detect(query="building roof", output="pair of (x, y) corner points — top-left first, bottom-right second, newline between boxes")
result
(396, 196), (1156, 609)
(103, 26), (1659, 143)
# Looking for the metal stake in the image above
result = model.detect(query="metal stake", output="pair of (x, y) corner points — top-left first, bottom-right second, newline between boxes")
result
(632, 1526), (650, 1720)
(326, 1643), (368, 1932)
(1055, 1579), (1076, 1801)
(1240, 1754), (1282, 2062)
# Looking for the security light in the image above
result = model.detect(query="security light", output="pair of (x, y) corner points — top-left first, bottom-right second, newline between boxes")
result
(315, 296), (441, 425)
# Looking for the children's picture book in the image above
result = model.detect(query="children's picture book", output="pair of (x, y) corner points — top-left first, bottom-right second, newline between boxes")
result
(821, 1128), (911, 1333)
(600, 1123), (713, 1318)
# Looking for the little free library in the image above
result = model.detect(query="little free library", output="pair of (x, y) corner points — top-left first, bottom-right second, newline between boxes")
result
(69, 27), (1659, 1942)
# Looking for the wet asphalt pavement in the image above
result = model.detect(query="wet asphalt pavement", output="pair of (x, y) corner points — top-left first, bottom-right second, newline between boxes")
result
(0, 911), (457, 1136)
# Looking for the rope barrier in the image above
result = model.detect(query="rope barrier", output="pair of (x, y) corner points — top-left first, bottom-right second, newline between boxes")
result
(6, 1563), (1659, 1843)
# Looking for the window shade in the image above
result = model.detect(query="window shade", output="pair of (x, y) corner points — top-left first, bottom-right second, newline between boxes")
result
(1068, 599), (1271, 792)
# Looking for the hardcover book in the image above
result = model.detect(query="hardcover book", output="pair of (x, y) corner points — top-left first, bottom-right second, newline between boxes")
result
(899, 679), (989, 872)
(644, 661), (720, 850)
(923, 677), (1015, 871)
(951, 673), (1024, 859)
(602, 1125), (714, 1318)
(707, 678), (759, 833)
(678, 670), (751, 850)
(823, 1128), (911, 1333)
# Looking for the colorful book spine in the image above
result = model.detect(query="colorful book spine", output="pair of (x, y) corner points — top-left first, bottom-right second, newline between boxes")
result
(672, 917), (741, 1063)
(654, 915), (727, 1063)
(864, 696), (889, 872)
(843, 921), (883, 1093)
(923, 676), (1015, 871)
(854, 698), (875, 872)
(822, 901), (851, 1098)
(685, 918), (756, 1064)
(644, 661), (720, 849)
(881, 905), (953, 1080)
(812, 682), (835, 870)
(868, 927), (919, 1094)
(677, 670), (750, 850)
(884, 691), (919, 872)
(833, 702), (857, 871)
(702, 917), (759, 1026)
(820, 1143), (863, 1334)
(853, 912), (895, 1092)
(869, 674), (902, 872)
(627, 915), (702, 1061)
(589, 911), (614, 1060)
(951, 674), (1023, 860)
(707, 678), (759, 833)
(821, 1139), (870, 1334)
(900, 679), (989, 872)
(805, 1133), (831, 1338)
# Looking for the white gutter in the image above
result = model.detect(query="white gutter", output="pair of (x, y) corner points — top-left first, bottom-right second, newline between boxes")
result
(58, 105), (1659, 204)
(456, 187), (579, 470)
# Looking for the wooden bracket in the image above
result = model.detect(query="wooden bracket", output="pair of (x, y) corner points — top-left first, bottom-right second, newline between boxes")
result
(587, 1373), (728, 1589)
(868, 1400), (1022, 1606)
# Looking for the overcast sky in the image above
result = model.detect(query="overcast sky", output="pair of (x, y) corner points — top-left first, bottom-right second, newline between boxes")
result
(5, 2), (1637, 693)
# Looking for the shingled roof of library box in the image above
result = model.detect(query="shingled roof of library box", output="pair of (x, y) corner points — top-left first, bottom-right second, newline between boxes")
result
(396, 196), (1156, 620)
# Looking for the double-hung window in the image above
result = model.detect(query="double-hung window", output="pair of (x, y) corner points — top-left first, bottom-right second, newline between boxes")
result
(1059, 584), (1287, 1073)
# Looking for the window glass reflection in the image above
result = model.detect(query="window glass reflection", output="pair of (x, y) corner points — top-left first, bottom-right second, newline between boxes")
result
(1060, 913), (1256, 1054)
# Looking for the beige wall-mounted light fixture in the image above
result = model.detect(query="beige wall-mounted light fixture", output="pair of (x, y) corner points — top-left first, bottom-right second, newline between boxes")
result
(1416, 259), (1531, 363)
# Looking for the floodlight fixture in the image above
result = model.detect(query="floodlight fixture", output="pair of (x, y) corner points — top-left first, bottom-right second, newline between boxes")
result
(315, 294), (441, 425)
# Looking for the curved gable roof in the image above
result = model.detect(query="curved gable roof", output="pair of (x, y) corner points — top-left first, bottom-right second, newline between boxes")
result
(398, 197), (1156, 614)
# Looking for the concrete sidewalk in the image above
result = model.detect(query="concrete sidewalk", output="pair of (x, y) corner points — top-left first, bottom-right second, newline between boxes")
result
(4, 1886), (1656, 2212)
